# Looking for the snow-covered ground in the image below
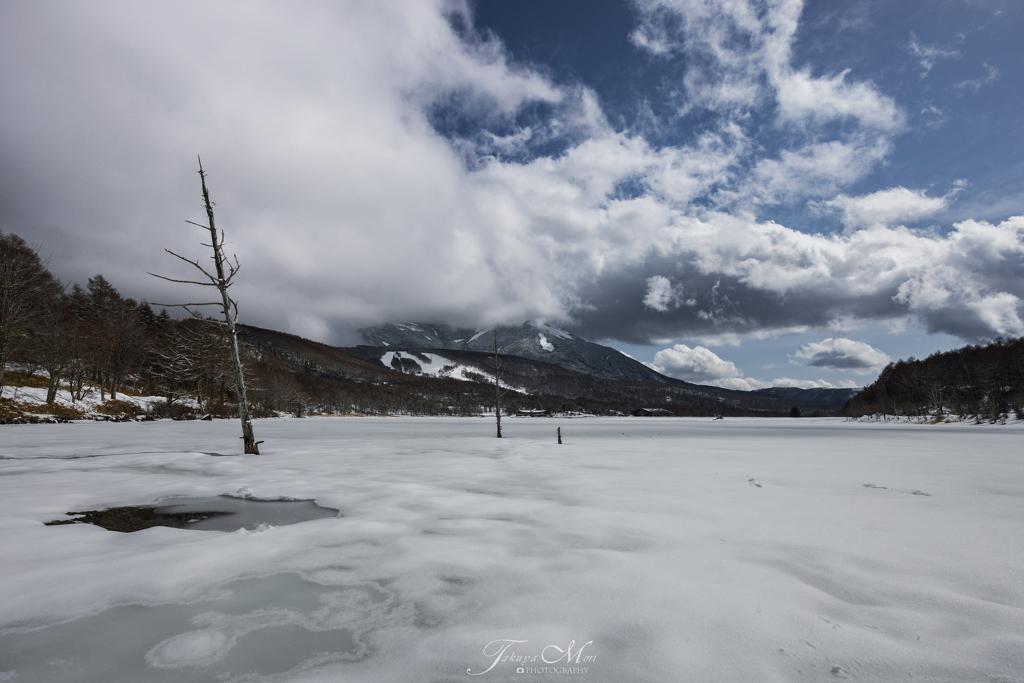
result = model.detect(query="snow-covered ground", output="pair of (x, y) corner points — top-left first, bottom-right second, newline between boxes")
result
(1, 384), (168, 412)
(1, 417), (1022, 682)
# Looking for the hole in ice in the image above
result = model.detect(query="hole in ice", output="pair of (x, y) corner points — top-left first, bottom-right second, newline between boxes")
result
(45, 495), (340, 532)
(0, 573), (412, 683)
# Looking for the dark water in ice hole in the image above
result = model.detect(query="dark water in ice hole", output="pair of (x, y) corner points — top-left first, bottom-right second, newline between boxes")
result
(153, 495), (341, 531)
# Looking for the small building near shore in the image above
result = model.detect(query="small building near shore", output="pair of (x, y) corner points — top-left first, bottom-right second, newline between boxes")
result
(516, 409), (552, 417)
(631, 408), (674, 417)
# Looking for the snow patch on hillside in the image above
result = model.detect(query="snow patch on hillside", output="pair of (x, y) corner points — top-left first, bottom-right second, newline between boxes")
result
(538, 334), (554, 352)
(530, 321), (572, 339)
(382, 351), (523, 391)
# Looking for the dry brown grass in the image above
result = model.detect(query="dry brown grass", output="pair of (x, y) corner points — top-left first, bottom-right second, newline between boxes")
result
(2, 370), (50, 389)
(0, 398), (86, 423)
(94, 400), (142, 418)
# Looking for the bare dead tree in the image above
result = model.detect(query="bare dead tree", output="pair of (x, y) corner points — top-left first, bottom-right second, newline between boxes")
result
(494, 330), (509, 438)
(150, 158), (262, 454)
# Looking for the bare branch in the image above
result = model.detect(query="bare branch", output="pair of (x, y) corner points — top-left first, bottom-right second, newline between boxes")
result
(185, 220), (211, 230)
(149, 302), (223, 308)
(148, 272), (216, 287)
(163, 248), (219, 283)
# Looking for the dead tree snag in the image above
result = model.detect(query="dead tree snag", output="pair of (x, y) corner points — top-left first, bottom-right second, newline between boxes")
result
(150, 158), (261, 454)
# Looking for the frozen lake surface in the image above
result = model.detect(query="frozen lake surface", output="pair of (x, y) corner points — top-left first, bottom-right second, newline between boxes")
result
(1, 416), (1022, 682)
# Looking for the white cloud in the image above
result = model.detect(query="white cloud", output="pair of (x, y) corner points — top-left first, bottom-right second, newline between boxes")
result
(663, 213), (1024, 339)
(646, 344), (742, 382)
(817, 185), (960, 232)
(646, 343), (861, 391)
(643, 275), (695, 311)
(746, 137), (892, 204)
(643, 276), (675, 311)
(631, 0), (902, 133)
(712, 376), (858, 391)
(921, 105), (947, 129)
(794, 338), (891, 369)
(907, 33), (959, 78)
(956, 62), (1001, 92)
(773, 68), (903, 131)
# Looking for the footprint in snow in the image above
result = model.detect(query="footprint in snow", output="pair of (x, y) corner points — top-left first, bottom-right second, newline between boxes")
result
(748, 478), (762, 488)
(862, 484), (887, 489)
(910, 490), (931, 496)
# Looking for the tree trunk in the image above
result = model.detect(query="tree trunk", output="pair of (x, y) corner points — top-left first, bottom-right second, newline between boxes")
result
(494, 331), (502, 438)
(198, 163), (259, 454)
(46, 375), (60, 404)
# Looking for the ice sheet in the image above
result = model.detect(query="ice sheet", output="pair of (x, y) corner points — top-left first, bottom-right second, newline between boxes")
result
(1, 417), (1022, 682)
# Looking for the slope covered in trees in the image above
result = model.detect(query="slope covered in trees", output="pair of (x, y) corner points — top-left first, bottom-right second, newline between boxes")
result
(843, 337), (1024, 420)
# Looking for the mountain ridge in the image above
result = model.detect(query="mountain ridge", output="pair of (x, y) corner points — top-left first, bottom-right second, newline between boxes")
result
(358, 321), (676, 384)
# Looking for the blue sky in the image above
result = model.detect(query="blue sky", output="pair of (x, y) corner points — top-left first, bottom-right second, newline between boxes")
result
(457, 0), (1024, 388)
(1, 0), (1022, 390)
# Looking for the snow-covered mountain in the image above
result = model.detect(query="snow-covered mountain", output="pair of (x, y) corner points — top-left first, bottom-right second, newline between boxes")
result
(358, 322), (675, 384)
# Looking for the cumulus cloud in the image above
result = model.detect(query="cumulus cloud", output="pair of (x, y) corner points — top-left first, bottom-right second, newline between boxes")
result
(646, 343), (742, 383)
(817, 184), (964, 232)
(643, 276), (675, 312)
(647, 343), (859, 390)
(572, 213), (1024, 344)
(643, 275), (695, 311)
(0, 0), (566, 339)
(794, 338), (891, 369)
(712, 376), (858, 391)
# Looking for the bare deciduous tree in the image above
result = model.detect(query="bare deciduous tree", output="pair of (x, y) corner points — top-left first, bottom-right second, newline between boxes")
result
(150, 320), (202, 411)
(151, 159), (262, 454)
(34, 289), (76, 404)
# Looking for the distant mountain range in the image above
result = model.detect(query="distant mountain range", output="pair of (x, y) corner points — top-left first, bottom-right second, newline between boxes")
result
(357, 322), (856, 409)
(235, 323), (846, 416)
(359, 322), (674, 383)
